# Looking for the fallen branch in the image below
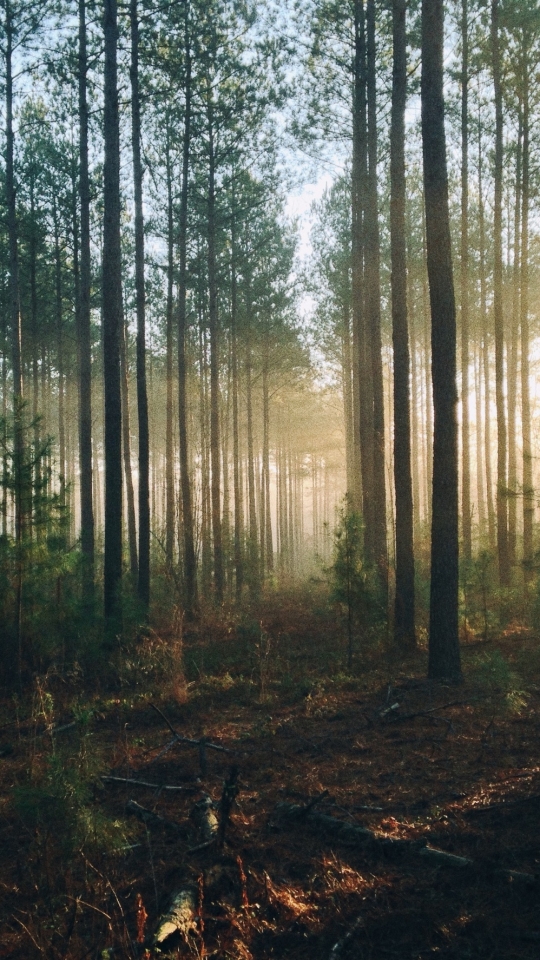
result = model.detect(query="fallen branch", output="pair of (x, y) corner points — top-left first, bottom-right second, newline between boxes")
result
(329, 915), (364, 959)
(125, 799), (184, 833)
(102, 776), (197, 792)
(153, 886), (198, 945)
(275, 804), (538, 882)
(150, 702), (229, 753)
(388, 701), (467, 724)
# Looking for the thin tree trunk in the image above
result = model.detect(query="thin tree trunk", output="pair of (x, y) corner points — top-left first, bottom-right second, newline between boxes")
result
(477, 108), (495, 550)
(102, 0), (124, 629)
(421, 0), (462, 682)
(245, 311), (259, 594)
(366, 0), (387, 596)
(352, 0), (371, 534)
(391, 0), (415, 650)
(460, 0), (471, 563)
(130, 0), (150, 611)
(206, 80), (223, 603)
(230, 208), (244, 599)
(78, 0), (95, 601)
(165, 130), (175, 573)
(120, 318), (138, 580)
(508, 112), (522, 567)
(491, 0), (509, 587)
(177, 9), (197, 615)
(520, 47), (533, 583)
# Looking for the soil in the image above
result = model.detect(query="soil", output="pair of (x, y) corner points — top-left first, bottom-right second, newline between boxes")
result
(0, 606), (539, 959)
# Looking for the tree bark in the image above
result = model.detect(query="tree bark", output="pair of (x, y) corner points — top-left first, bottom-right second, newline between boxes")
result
(177, 8), (197, 615)
(206, 81), (223, 603)
(460, 0), (471, 563)
(102, 0), (124, 629)
(165, 129), (175, 573)
(230, 205), (244, 599)
(421, 0), (462, 682)
(78, 0), (95, 601)
(130, 0), (150, 611)
(491, 0), (510, 587)
(508, 112), (522, 567)
(391, 0), (415, 650)
(120, 317), (138, 581)
(351, 0), (371, 537)
(520, 43), (533, 584)
(366, 0), (388, 596)
(477, 110), (495, 550)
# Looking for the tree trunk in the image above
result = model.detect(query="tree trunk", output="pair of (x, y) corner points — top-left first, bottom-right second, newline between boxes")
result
(508, 112), (522, 567)
(102, 0), (124, 629)
(391, 0), (415, 650)
(421, 0), (462, 682)
(352, 0), (371, 535)
(491, 0), (509, 587)
(366, 0), (388, 596)
(206, 83), (223, 603)
(78, 0), (95, 601)
(177, 10), (197, 615)
(230, 207), (244, 599)
(245, 310), (259, 595)
(130, 0), (150, 611)
(477, 110), (495, 550)
(460, 0), (471, 563)
(165, 130), (175, 573)
(120, 317), (138, 581)
(520, 46), (533, 584)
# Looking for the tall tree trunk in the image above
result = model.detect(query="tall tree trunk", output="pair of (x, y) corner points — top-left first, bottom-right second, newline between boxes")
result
(165, 130), (175, 573)
(53, 201), (66, 510)
(78, 0), (95, 602)
(491, 0), (509, 587)
(262, 320), (273, 573)
(5, 0), (24, 669)
(366, 0), (387, 596)
(474, 343), (485, 536)
(120, 318), (138, 580)
(352, 0), (371, 535)
(520, 47), (533, 584)
(102, 0), (124, 629)
(342, 303), (355, 502)
(460, 0), (471, 563)
(391, 0), (415, 650)
(177, 10), (197, 615)
(245, 311), (259, 595)
(206, 81), (223, 603)
(477, 110), (495, 550)
(421, 0), (462, 682)
(508, 112), (522, 567)
(230, 207), (244, 599)
(130, 0), (150, 611)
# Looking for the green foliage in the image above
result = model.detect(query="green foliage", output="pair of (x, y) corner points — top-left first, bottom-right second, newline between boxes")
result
(329, 498), (386, 668)
(14, 728), (130, 857)
(0, 411), (87, 673)
(470, 648), (529, 714)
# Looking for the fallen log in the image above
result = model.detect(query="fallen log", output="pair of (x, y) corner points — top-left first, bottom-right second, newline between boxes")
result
(153, 886), (198, 945)
(190, 794), (219, 852)
(276, 803), (538, 883)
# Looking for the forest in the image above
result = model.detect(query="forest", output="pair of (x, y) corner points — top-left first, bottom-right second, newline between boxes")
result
(0, 0), (540, 956)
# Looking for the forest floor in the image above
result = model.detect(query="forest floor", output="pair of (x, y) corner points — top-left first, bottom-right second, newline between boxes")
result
(1, 584), (540, 959)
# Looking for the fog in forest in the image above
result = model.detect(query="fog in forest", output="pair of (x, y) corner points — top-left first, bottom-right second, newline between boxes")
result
(1, 2), (540, 955)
